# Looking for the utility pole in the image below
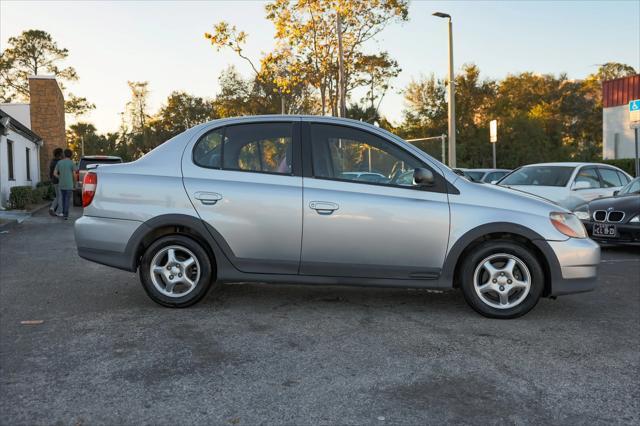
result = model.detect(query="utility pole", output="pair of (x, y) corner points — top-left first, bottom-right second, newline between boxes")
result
(337, 12), (346, 118)
(433, 12), (456, 168)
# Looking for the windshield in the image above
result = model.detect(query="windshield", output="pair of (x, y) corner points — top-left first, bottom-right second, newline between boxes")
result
(500, 166), (574, 187)
(618, 177), (640, 195)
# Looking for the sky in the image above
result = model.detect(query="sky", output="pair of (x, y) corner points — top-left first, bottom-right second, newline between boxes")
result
(1, 0), (639, 132)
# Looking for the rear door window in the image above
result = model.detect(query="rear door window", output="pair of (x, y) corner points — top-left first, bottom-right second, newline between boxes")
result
(223, 123), (293, 175)
(616, 171), (630, 185)
(598, 168), (623, 188)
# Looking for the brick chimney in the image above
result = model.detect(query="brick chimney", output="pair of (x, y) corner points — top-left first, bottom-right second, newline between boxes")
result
(28, 76), (66, 180)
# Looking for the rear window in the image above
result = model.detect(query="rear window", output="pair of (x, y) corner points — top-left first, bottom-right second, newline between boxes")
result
(79, 158), (122, 169)
(500, 166), (574, 187)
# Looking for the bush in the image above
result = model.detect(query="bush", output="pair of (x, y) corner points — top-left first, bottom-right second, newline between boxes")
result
(600, 159), (637, 177)
(36, 181), (55, 200)
(9, 186), (34, 209)
(9, 185), (50, 209)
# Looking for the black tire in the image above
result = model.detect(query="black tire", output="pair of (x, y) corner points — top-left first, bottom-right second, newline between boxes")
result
(139, 235), (215, 308)
(459, 239), (544, 319)
(73, 191), (82, 207)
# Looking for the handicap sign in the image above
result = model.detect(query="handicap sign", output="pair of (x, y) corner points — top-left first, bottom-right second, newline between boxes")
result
(631, 100), (640, 129)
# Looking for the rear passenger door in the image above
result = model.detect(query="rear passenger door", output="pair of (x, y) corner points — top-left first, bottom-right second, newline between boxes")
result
(182, 121), (303, 274)
(299, 122), (450, 279)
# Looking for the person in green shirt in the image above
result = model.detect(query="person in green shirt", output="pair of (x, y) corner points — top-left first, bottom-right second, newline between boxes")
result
(54, 149), (77, 220)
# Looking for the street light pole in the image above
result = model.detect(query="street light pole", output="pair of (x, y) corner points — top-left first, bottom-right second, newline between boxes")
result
(433, 12), (456, 168)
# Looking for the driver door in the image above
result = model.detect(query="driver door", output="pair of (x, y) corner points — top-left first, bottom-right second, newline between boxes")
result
(300, 123), (450, 279)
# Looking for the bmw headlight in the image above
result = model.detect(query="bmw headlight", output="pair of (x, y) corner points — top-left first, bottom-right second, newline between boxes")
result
(630, 215), (640, 223)
(573, 204), (590, 221)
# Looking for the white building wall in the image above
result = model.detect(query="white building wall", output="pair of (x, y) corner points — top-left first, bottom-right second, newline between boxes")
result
(603, 104), (637, 159)
(0, 129), (41, 208)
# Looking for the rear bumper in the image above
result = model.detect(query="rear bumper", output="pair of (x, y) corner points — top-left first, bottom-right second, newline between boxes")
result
(543, 238), (600, 296)
(75, 215), (143, 271)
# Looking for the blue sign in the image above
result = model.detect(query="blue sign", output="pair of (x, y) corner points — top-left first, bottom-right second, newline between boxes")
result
(630, 99), (640, 112)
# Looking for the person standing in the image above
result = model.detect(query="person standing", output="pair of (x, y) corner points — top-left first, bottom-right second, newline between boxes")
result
(48, 148), (63, 216)
(54, 149), (77, 220)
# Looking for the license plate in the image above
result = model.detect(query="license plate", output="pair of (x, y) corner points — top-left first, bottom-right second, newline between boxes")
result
(593, 223), (617, 237)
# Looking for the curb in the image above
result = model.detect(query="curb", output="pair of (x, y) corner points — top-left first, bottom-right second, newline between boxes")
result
(29, 202), (52, 215)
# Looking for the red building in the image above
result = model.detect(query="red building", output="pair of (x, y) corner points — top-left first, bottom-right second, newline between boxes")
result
(602, 75), (639, 159)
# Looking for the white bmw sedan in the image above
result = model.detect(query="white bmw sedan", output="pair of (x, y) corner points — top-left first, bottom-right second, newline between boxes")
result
(497, 162), (632, 210)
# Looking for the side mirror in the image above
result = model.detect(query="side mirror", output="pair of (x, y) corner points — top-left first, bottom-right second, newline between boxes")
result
(572, 181), (590, 191)
(414, 167), (435, 187)
(613, 190), (619, 196)
(490, 180), (498, 184)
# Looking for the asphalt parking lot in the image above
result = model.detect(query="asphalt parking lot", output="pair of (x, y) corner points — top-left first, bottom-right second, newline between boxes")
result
(1, 207), (639, 425)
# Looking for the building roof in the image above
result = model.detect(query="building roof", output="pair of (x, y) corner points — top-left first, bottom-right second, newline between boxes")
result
(602, 74), (640, 108)
(0, 109), (42, 144)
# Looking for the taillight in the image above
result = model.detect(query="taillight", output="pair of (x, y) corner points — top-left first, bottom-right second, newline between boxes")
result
(82, 172), (97, 207)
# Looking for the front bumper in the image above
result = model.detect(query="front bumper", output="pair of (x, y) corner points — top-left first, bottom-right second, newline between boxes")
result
(541, 237), (600, 296)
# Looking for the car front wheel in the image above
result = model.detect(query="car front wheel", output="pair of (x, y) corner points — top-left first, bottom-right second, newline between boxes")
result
(460, 240), (544, 319)
(139, 235), (214, 308)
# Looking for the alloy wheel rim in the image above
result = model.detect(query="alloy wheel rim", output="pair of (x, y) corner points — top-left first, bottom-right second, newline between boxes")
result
(150, 245), (201, 298)
(473, 253), (531, 310)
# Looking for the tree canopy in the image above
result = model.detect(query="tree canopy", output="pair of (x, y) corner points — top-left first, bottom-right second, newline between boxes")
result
(0, 29), (94, 116)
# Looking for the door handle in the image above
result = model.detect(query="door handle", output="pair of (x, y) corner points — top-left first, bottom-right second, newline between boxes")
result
(309, 201), (339, 215)
(194, 191), (222, 205)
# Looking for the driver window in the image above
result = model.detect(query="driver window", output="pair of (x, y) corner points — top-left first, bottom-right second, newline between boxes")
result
(575, 168), (601, 189)
(310, 124), (424, 188)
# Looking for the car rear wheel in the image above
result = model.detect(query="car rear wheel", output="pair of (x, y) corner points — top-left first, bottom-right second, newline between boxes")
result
(460, 240), (544, 319)
(139, 235), (214, 308)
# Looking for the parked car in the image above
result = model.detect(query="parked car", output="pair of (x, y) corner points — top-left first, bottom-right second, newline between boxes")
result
(497, 162), (632, 210)
(574, 177), (640, 245)
(74, 116), (600, 319)
(456, 168), (512, 183)
(74, 155), (123, 206)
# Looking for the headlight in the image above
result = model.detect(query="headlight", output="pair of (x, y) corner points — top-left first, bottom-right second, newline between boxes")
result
(550, 212), (587, 238)
(630, 215), (640, 223)
(573, 204), (590, 221)
(574, 210), (590, 221)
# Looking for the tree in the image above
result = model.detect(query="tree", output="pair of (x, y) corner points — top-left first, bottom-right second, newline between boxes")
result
(150, 91), (217, 141)
(206, 0), (408, 115)
(265, 0), (408, 115)
(591, 62), (637, 83)
(66, 122), (118, 159)
(0, 29), (95, 116)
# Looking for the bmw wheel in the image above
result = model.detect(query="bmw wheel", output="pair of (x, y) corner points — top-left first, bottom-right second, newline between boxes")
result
(460, 240), (544, 319)
(139, 235), (214, 308)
